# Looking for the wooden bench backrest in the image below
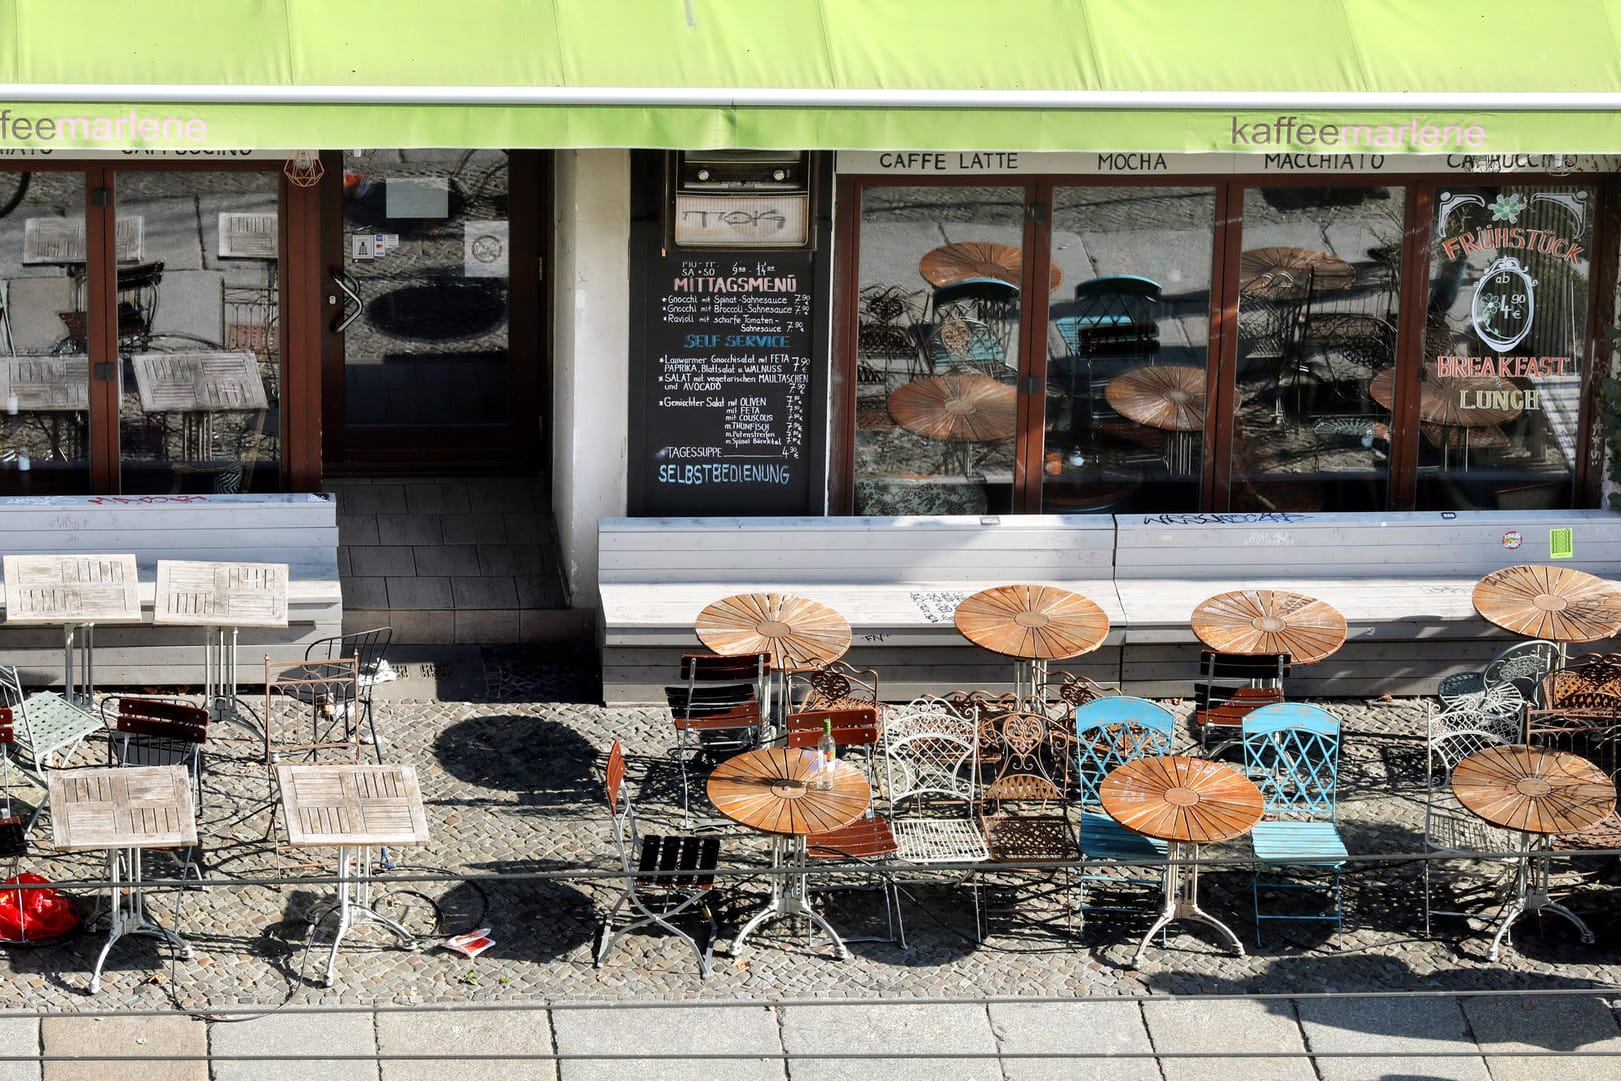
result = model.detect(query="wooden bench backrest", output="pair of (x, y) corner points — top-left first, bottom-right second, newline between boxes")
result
(1113, 510), (1621, 580)
(599, 515), (1116, 585)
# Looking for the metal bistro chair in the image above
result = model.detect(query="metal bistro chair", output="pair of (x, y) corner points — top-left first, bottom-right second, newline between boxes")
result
(282, 628), (393, 763)
(1193, 651), (1289, 753)
(927, 278), (1020, 376)
(0, 710), (29, 942)
(102, 696), (208, 878)
(882, 705), (987, 939)
(977, 710), (1079, 938)
(665, 652), (770, 828)
(1072, 696), (1173, 934)
(788, 660), (880, 715)
(788, 707), (903, 945)
(1053, 275), (1162, 431)
(0, 665), (105, 830)
(1243, 703), (1349, 945)
(1437, 639), (1556, 729)
(1422, 704), (1518, 936)
(596, 741), (722, 977)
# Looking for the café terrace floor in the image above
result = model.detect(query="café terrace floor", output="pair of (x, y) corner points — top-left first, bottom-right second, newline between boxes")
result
(4, 646), (1621, 1012)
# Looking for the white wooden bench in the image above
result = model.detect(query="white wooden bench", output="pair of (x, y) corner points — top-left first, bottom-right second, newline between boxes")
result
(1113, 509), (1621, 696)
(599, 515), (1123, 704)
(0, 493), (341, 687)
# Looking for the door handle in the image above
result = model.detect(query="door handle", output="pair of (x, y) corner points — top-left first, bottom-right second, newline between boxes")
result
(330, 271), (362, 335)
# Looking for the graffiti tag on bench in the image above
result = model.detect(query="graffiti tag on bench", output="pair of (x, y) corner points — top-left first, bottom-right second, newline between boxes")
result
(910, 590), (970, 623)
(1139, 512), (1313, 526)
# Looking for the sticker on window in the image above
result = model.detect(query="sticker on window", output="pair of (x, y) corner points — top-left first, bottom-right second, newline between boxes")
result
(1550, 528), (1574, 559)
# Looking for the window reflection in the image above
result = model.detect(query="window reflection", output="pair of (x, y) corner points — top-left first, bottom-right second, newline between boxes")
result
(1234, 186), (1404, 512)
(1418, 185), (1589, 510)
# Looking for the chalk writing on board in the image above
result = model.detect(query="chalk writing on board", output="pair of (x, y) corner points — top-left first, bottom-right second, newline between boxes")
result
(1138, 512), (1311, 526)
(911, 590), (970, 623)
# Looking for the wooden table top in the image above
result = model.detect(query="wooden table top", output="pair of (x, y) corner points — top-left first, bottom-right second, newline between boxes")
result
(918, 241), (1062, 292)
(130, 351), (269, 413)
(954, 583), (1110, 662)
(1190, 588), (1349, 665)
(48, 765), (196, 853)
(1238, 247), (1356, 298)
(695, 592), (852, 672)
(276, 764), (430, 848)
(152, 559), (289, 629)
(0, 357), (90, 412)
(1472, 564), (1621, 645)
(1451, 745), (1615, 835)
(1100, 755), (1264, 845)
(1, 553), (141, 625)
(1368, 369), (1523, 428)
(1104, 364), (1206, 432)
(888, 372), (1018, 443)
(706, 747), (869, 837)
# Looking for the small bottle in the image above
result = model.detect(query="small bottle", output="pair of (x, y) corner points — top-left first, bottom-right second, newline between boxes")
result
(812, 717), (837, 790)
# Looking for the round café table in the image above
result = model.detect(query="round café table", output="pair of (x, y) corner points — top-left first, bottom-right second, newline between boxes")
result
(953, 584), (1110, 699)
(1451, 744), (1615, 960)
(888, 372), (1018, 477)
(1368, 369), (1523, 469)
(1104, 365), (1205, 475)
(1100, 754), (1265, 963)
(1190, 589), (1349, 666)
(696, 593), (853, 733)
(1238, 247), (1356, 298)
(1472, 565), (1621, 655)
(919, 241), (1062, 292)
(708, 747), (871, 959)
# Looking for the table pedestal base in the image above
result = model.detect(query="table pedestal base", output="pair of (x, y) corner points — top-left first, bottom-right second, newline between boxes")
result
(62, 623), (95, 708)
(90, 847), (193, 993)
(204, 625), (263, 740)
(1487, 834), (1593, 961)
(1133, 841), (1244, 965)
(307, 845), (418, 987)
(732, 836), (846, 961)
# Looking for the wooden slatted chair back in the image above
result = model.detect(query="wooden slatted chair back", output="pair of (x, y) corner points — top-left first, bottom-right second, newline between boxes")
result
(785, 707), (879, 749)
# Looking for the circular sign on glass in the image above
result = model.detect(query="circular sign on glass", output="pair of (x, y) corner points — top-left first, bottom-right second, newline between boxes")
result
(1471, 256), (1536, 352)
(1502, 529), (1523, 551)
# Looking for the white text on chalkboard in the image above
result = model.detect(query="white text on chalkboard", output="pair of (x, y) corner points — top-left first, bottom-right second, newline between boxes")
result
(672, 275), (799, 293)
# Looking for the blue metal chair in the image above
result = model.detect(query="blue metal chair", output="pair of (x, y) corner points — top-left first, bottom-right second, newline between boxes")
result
(1052, 275), (1162, 434)
(1072, 696), (1173, 933)
(1242, 702), (1348, 944)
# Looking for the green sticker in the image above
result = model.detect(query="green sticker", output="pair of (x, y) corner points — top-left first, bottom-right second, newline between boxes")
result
(1550, 528), (1574, 559)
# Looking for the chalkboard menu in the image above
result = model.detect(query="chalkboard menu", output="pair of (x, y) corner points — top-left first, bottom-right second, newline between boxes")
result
(630, 250), (823, 515)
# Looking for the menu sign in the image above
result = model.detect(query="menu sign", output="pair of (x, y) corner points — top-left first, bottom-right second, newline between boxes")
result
(633, 251), (820, 515)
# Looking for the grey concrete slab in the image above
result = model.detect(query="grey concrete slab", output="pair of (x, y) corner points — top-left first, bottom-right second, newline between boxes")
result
(386, 576), (453, 609)
(376, 514), (444, 546)
(331, 484), (410, 515)
(551, 1005), (783, 1081)
(208, 1012), (378, 1081)
(781, 1002), (999, 1081)
(349, 545), (416, 577)
(341, 576), (389, 609)
(1461, 993), (1621, 1081)
(151, 269), (223, 343)
(455, 609), (522, 643)
(0, 1016), (37, 1081)
(376, 1009), (557, 1081)
(1295, 995), (1488, 1081)
(988, 1000), (1157, 1081)
(451, 577), (520, 609)
(411, 545), (482, 577)
(42, 1014), (201, 1081)
(1143, 997), (1314, 1081)
(441, 513), (512, 545)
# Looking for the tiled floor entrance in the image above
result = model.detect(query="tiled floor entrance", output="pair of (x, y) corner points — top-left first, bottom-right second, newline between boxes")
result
(325, 475), (571, 643)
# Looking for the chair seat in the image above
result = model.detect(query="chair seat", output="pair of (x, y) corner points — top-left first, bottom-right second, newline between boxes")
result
(891, 817), (989, 864)
(16, 694), (103, 763)
(807, 817), (898, 861)
(1079, 811), (1168, 860)
(981, 812), (1077, 864)
(634, 833), (720, 891)
(1251, 820), (1348, 864)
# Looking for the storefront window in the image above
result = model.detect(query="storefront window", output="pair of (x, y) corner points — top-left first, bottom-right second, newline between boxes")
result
(1418, 184), (1591, 510)
(1234, 186), (1405, 512)
(1045, 186), (1214, 512)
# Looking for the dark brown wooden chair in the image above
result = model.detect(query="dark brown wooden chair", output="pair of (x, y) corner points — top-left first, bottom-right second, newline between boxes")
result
(665, 652), (769, 827)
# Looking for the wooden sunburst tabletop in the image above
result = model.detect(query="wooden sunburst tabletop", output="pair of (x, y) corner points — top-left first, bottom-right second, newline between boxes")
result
(1451, 745), (1614, 836)
(707, 748), (870, 837)
(1104, 364), (1206, 432)
(918, 241), (1062, 292)
(1190, 589), (1348, 665)
(695, 592), (852, 672)
(953, 584), (1110, 662)
(1472, 564), (1621, 645)
(1099, 755), (1264, 846)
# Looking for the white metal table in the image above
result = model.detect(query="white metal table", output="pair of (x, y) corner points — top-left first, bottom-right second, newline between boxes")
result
(48, 764), (196, 993)
(276, 763), (430, 986)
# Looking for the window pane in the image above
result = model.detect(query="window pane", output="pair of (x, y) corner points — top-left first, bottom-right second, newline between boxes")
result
(1045, 186), (1214, 512)
(1235, 186), (1405, 513)
(0, 171), (90, 493)
(1418, 185), (1591, 510)
(115, 170), (281, 494)
(853, 186), (1023, 516)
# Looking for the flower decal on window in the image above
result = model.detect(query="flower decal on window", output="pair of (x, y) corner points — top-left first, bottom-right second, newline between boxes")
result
(1488, 193), (1528, 223)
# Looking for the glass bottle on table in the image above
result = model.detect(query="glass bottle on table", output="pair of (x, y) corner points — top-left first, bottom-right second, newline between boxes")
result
(812, 717), (837, 790)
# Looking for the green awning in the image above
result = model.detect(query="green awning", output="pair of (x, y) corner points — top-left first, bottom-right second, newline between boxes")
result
(5, 0), (1621, 152)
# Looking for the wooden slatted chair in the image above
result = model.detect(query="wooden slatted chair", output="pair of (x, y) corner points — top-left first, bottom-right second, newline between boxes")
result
(595, 741), (721, 977)
(665, 652), (769, 827)
(1193, 651), (1288, 751)
(102, 696), (209, 878)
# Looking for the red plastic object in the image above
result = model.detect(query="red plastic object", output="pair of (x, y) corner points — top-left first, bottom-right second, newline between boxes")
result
(0, 874), (79, 943)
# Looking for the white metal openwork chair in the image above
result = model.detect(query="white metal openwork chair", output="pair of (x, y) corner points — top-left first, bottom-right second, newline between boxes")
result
(1072, 695), (1173, 934)
(595, 741), (721, 977)
(1422, 704), (1518, 936)
(883, 706), (987, 938)
(1243, 702), (1348, 945)
(1439, 640), (1560, 718)
(0, 665), (105, 830)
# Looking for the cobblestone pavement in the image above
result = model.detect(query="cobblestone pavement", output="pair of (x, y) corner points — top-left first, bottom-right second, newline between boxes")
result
(5, 647), (1621, 1013)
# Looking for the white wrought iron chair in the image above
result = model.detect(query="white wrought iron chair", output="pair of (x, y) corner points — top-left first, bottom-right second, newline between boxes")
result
(1422, 707), (1519, 936)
